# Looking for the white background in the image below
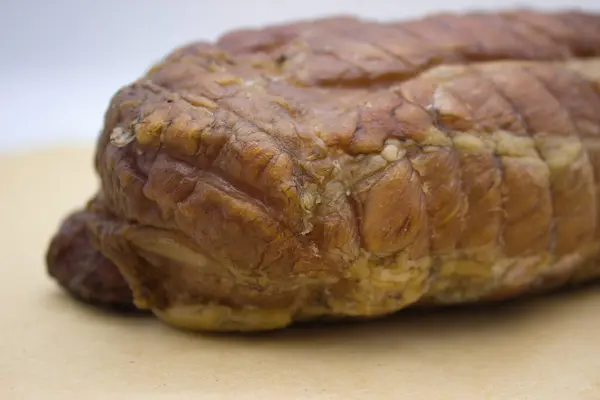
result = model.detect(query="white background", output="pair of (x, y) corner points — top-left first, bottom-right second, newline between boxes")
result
(1, 0), (599, 152)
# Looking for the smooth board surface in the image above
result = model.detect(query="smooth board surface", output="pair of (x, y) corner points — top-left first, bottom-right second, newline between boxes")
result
(1, 147), (599, 399)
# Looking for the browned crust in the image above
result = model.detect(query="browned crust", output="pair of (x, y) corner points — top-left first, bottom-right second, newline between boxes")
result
(46, 10), (600, 330)
(46, 209), (137, 310)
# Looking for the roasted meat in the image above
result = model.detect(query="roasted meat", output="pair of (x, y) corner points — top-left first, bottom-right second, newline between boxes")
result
(47, 10), (600, 331)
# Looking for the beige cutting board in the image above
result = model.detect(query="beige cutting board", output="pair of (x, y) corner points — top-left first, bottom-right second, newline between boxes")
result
(1, 146), (599, 400)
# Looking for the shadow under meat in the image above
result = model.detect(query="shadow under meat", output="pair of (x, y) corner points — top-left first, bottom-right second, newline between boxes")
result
(43, 278), (600, 352)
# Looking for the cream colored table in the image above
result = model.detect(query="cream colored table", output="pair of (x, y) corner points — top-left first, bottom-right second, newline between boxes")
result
(1, 147), (599, 399)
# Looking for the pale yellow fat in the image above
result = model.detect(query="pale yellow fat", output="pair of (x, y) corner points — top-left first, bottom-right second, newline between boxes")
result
(154, 305), (293, 332)
(148, 240), (600, 332)
(123, 224), (600, 332)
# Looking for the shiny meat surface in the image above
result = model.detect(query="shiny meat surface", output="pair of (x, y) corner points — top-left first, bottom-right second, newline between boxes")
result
(46, 10), (600, 331)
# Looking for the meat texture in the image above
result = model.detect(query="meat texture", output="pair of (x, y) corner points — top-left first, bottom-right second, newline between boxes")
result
(46, 10), (600, 331)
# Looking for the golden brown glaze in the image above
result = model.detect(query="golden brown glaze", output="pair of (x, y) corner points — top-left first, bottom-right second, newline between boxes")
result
(47, 10), (600, 331)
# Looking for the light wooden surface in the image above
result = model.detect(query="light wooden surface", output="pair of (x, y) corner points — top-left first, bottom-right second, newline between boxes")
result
(1, 147), (599, 399)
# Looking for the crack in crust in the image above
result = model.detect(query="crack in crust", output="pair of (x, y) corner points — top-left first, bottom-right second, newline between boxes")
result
(46, 10), (600, 331)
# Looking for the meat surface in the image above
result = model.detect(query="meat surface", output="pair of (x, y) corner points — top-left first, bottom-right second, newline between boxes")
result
(46, 10), (600, 331)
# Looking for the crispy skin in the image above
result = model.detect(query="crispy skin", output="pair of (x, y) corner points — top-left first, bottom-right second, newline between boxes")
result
(47, 10), (600, 331)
